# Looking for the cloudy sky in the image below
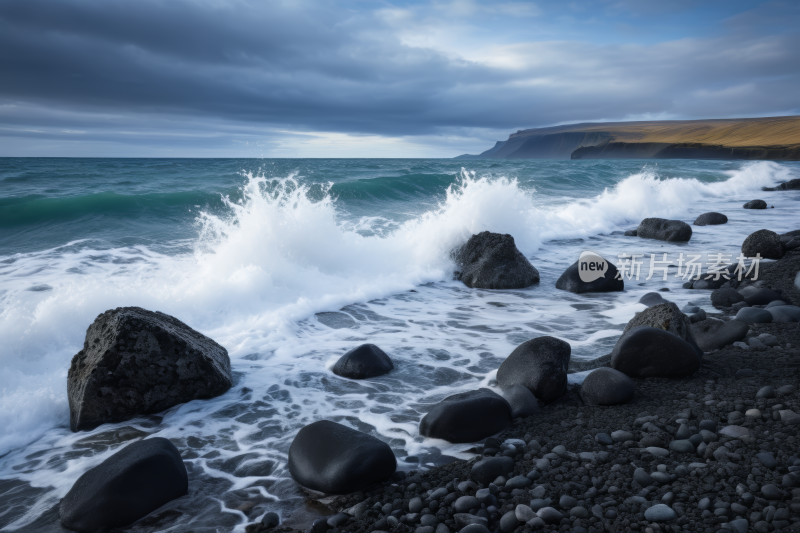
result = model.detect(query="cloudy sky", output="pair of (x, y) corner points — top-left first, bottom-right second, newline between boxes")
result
(1, 0), (798, 157)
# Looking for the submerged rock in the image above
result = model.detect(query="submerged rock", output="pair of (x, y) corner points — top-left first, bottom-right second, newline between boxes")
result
(496, 336), (570, 404)
(611, 326), (701, 378)
(743, 199), (767, 209)
(636, 218), (692, 242)
(554, 257), (623, 294)
(60, 438), (188, 532)
(693, 212), (728, 226)
(453, 232), (540, 289)
(288, 420), (396, 493)
(419, 389), (512, 443)
(332, 344), (394, 379)
(742, 229), (783, 260)
(580, 367), (635, 406)
(68, 307), (232, 432)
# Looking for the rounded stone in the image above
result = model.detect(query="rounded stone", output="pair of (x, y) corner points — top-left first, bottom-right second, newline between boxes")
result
(419, 389), (512, 443)
(580, 367), (635, 406)
(535, 507), (563, 525)
(644, 504), (677, 522)
(611, 326), (700, 378)
(496, 336), (570, 404)
(694, 212), (728, 226)
(669, 440), (695, 453)
(743, 199), (767, 209)
(332, 343), (394, 379)
(734, 308), (773, 325)
(741, 229), (783, 259)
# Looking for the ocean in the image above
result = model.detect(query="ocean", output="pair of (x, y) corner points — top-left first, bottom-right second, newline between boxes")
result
(0, 157), (798, 531)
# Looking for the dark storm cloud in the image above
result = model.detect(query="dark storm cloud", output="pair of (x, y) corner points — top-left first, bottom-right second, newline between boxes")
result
(0, 0), (799, 155)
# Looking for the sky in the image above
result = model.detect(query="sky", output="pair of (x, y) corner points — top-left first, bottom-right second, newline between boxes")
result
(0, 0), (799, 157)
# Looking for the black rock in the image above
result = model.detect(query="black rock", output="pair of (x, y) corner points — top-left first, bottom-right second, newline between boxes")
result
(59, 438), (188, 532)
(734, 307), (773, 324)
(741, 287), (782, 306)
(742, 229), (783, 260)
(288, 420), (396, 493)
(262, 512), (280, 528)
(554, 257), (624, 294)
(622, 302), (697, 346)
(768, 305), (800, 323)
(332, 344), (394, 379)
(496, 336), (570, 404)
(633, 467), (654, 488)
(471, 456), (515, 485)
(611, 326), (701, 378)
(711, 287), (744, 307)
(453, 232), (539, 289)
(693, 212), (728, 226)
(500, 384), (541, 418)
(580, 367), (635, 406)
(624, 229), (638, 237)
(690, 318), (748, 351)
(689, 309), (706, 323)
(762, 178), (800, 191)
(743, 200), (767, 209)
(68, 307), (232, 432)
(639, 292), (668, 307)
(636, 218), (692, 242)
(499, 511), (520, 533)
(419, 389), (512, 443)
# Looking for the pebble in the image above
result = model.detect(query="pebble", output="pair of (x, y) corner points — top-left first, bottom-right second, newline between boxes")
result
(504, 475), (532, 490)
(529, 498), (550, 512)
(729, 518), (748, 533)
(515, 504), (535, 522)
(633, 468), (654, 487)
(535, 507), (562, 525)
(644, 504), (677, 522)
(409, 497), (423, 513)
(570, 506), (589, 518)
(595, 433), (613, 445)
(699, 420), (717, 431)
(650, 472), (671, 483)
(498, 511), (519, 533)
(645, 446), (669, 457)
(777, 384), (796, 395)
(745, 408), (761, 418)
(779, 410), (800, 424)
(756, 452), (777, 469)
(458, 525), (489, 533)
(611, 430), (633, 442)
(558, 495), (577, 509)
(454, 496), (479, 513)
(756, 386), (775, 399)
(760, 484), (784, 500)
(719, 425), (749, 438)
(669, 440), (694, 453)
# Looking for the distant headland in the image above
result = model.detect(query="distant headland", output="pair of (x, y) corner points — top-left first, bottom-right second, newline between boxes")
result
(455, 115), (800, 161)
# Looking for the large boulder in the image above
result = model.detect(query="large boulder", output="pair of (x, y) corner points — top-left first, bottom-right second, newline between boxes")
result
(734, 308), (773, 324)
(453, 232), (539, 289)
(419, 389), (512, 443)
(622, 302), (697, 346)
(496, 336), (571, 404)
(693, 212), (728, 226)
(767, 305), (800, 323)
(288, 420), (396, 494)
(690, 318), (748, 351)
(762, 178), (800, 191)
(500, 384), (541, 419)
(711, 287), (744, 308)
(580, 367), (635, 406)
(636, 218), (692, 242)
(554, 256), (623, 294)
(740, 287), (782, 306)
(68, 307), (232, 432)
(332, 344), (393, 379)
(611, 326), (701, 378)
(742, 229), (783, 260)
(743, 200), (767, 209)
(60, 438), (188, 532)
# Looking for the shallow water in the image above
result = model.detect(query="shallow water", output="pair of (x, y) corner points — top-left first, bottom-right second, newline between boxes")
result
(0, 158), (798, 531)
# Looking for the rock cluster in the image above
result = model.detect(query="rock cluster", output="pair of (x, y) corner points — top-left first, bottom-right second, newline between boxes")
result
(453, 232), (540, 289)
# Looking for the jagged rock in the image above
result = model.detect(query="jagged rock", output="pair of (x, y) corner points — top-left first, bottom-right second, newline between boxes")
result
(453, 232), (539, 289)
(496, 336), (570, 404)
(288, 420), (396, 493)
(690, 318), (748, 351)
(332, 344), (394, 379)
(611, 326), (701, 378)
(622, 302), (697, 346)
(68, 307), (232, 432)
(743, 200), (767, 209)
(693, 212), (728, 226)
(419, 389), (512, 443)
(60, 438), (188, 532)
(742, 229), (783, 260)
(636, 218), (692, 242)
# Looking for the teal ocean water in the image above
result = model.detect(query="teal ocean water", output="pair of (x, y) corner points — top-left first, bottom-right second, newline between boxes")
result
(0, 157), (798, 531)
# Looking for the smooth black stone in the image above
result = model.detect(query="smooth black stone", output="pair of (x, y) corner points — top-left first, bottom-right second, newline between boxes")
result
(742, 288), (783, 306)
(768, 305), (800, 323)
(690, 318), (748, 351)
(288, 420), (396, 494)
(496, 336), (570, 404)
(453, 231), (539, 289)
(639, 292), (668, 307)
(554, 258), (623, 294)
(59, 437), (188, 532)
(500, 384), (541, 418)
(611, 326), (701, 378)
(419, 389), (512, 443)
(332, 344), (394, 379)
(471, 457), (515, 485)
(580, 367), (635, 406)
(694, 212), (728, 226)
(743, 200), (767, 209)
(636, 218), (692, 242)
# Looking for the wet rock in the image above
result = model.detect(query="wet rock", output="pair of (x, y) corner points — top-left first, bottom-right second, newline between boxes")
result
(669, 440), (694, 453)
(622, 302), (697, 346)
(67, 307), (232, 431)
(694, 212), (728, 226)
(624, 229), (638, 236)
(611, 430), (633, 442)
(332, 344), (394, 379)
(639, 292), (668, 307)
(580, 367), (635, 406)
(762, 178), (800, 191)
(555, 256), (623, 293)
(500, 384), (540, 419)
(690, 318), (748, 351)
(262, 512), (280, 528)
(611, 326), (701, 378)
(454, 496), (480, 513)
(644, 504), (677, 521)
(711, 287), (744, 308)
(419, 389), (512, 443)
(288, 420), (396, 493)
(741, 229), (783, 260)
(742, 287), (783, 306)
(535, 507), (563, 525)
(761, 484), (784, 500)
(59, 438), (188, 532)
(734, 307), (773, 324)
(471, 456), (515, 485)
(634, 468), (654, 488)
(768, 305), (800, 323)
(496, 336), (570, 404)
(453, 232), (540, 289)
(499, 511), (519, 533)
(743, 199), (767, 209)
(636, 218), (692, 242)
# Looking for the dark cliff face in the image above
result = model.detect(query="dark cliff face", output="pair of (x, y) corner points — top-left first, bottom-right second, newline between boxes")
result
(572, 142), (800, 161)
